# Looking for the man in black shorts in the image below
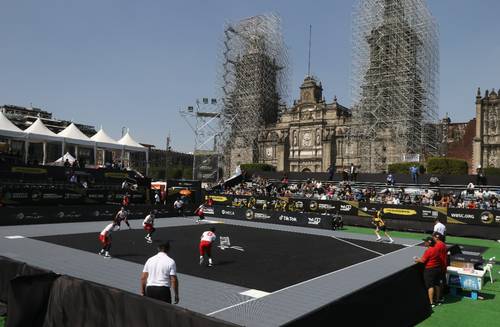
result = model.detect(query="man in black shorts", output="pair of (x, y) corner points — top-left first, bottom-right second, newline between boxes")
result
(414, 236), (442, 307)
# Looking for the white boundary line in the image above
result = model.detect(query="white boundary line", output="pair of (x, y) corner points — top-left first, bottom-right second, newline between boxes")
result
(330, 235), (384, 256)
(207, 243), (418, 316)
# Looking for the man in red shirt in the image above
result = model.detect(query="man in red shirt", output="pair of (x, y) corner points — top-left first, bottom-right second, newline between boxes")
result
(414, 236), (442, 307)
(433, 232), (448, 303)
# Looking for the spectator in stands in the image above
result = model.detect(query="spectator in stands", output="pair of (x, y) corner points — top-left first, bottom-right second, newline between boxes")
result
(327, 164), (335, 181)
(476, 166), (486, 186)
(140, 241), (179, 304)
(72, 159), (79, 169)
(439, 194), (450, 208)
(349, 163), (357, 182)
(342, 168), (348, 181)
(429, 176), (440, 187)
(466, 200), (477, 209)
(432, 191), (442, 206)
(466, 182), (475, 195)
(154, 192), (161, 205)
(386, 173), (395, 186)
(64, 158), (70, 168)
(414, 236), (442, 308)
(281, 174), (289, 185)
(69, 173), (78, 184)
(410, 165), (419, 184)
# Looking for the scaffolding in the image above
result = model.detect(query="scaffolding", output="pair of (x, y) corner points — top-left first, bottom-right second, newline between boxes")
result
(217, 14), (289, 176)
(349, 0), (439, 172)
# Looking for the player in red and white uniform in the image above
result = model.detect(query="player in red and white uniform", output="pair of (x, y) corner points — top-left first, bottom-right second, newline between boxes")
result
(199, 227), (216, 267)
(114, 207), (131, 230)
(98, 222), (116, 258)
(194, 204), (205, 223)
(143, 211), (156, 243)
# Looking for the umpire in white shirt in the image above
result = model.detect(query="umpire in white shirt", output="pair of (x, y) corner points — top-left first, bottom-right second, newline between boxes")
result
(433, 218), (446, 242)
(140, 241), (179, 304)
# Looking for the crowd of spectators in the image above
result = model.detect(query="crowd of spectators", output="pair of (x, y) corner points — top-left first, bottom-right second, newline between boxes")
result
(217, 175), (500, 210)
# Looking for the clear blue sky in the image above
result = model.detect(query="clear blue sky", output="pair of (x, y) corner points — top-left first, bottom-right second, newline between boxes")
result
(1, 0), (499, 152)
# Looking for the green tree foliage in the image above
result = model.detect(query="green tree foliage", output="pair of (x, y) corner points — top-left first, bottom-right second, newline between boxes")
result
(426, 157), (468, 175)
(484, 167), (500, 176)
(240, 163), (276, 172)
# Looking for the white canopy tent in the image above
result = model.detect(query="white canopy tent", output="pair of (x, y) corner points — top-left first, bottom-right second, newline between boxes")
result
(0, 111), (25, 138)
(0, 113), (149, 174)
(54, 152), (76, 165)
(23, 118), (62, 164)
(58, 123), (94, 162)
(117, 131), (149, 175)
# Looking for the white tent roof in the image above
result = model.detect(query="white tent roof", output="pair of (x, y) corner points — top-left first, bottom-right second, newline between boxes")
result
(118, 132), (146, 152)
(90, 128), (122, 149)
(55, 152), (76, 163)
(0, 111), (25, 138)
(24, 118), (61, 141)
(58, 123), (93, 146)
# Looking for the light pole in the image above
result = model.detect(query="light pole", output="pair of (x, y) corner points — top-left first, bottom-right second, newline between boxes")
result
(180, 98), (220, 182)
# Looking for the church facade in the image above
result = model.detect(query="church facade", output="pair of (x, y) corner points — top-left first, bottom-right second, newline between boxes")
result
(473, 88), (500, 171)
(256, 76), (353, 172)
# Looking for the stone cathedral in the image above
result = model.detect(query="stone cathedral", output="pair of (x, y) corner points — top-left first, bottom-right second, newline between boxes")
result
(255, 76), (353, 173)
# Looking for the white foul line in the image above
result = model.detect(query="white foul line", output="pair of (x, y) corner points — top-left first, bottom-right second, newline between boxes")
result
(207, 243), (418, 316)
(330, 235), (384, 256)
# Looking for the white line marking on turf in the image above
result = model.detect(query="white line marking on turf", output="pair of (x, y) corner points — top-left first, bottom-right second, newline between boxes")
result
(330, 236), (384, 256)
(207, 243), (418, 316)
(239, 289), (270, 299)
(5, 235), (25, 239)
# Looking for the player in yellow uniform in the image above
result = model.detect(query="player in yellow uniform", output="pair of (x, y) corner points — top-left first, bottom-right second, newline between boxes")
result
(372, 211), (394, 243)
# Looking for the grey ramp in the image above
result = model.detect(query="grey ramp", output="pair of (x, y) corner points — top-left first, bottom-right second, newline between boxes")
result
(211, 245), (423, 327)
(0, 235), (251, 315)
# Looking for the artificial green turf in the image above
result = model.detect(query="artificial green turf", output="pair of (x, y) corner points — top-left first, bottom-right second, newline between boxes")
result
(342, 225), (500, 327)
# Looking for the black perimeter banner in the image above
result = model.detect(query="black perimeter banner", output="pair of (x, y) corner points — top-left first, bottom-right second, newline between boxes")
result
(206, 193), (500, 229)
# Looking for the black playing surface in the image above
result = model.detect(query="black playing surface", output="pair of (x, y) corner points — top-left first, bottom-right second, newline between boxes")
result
(34, 223), (405, 292)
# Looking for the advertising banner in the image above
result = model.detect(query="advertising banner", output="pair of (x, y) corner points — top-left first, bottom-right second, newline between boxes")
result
(208, 205), (333, 230)
(206, 194), (358, 216)
(447, 208), (500, 227)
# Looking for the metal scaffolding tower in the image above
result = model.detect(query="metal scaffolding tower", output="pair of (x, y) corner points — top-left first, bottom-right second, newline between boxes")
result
(217, 14), (289, 176)
(349, 0), (439, 172)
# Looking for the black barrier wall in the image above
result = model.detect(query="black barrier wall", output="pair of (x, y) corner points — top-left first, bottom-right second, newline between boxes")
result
(0, 257), (237, 327)
(0, 204), (172, 226)
(205, 206), (334, 230)
(284, 265), (432, 327)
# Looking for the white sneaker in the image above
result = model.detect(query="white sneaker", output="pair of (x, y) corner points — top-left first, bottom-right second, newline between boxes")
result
(98, 250), (104, 256)
(376, 238), (382, 242)
(389, 239), (394, 244)
(199, 257), (204, 265)
(146, 238), (152, 244)
(104, 252), (111, 258)
(208, 263), (213, 267)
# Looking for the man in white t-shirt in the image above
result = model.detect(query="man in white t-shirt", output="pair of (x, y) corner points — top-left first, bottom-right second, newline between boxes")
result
(199, 227), (217, 267)
(140, 241), (179, 304)
(433, 219), (446, 242)
(114, 207), (131, 230)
